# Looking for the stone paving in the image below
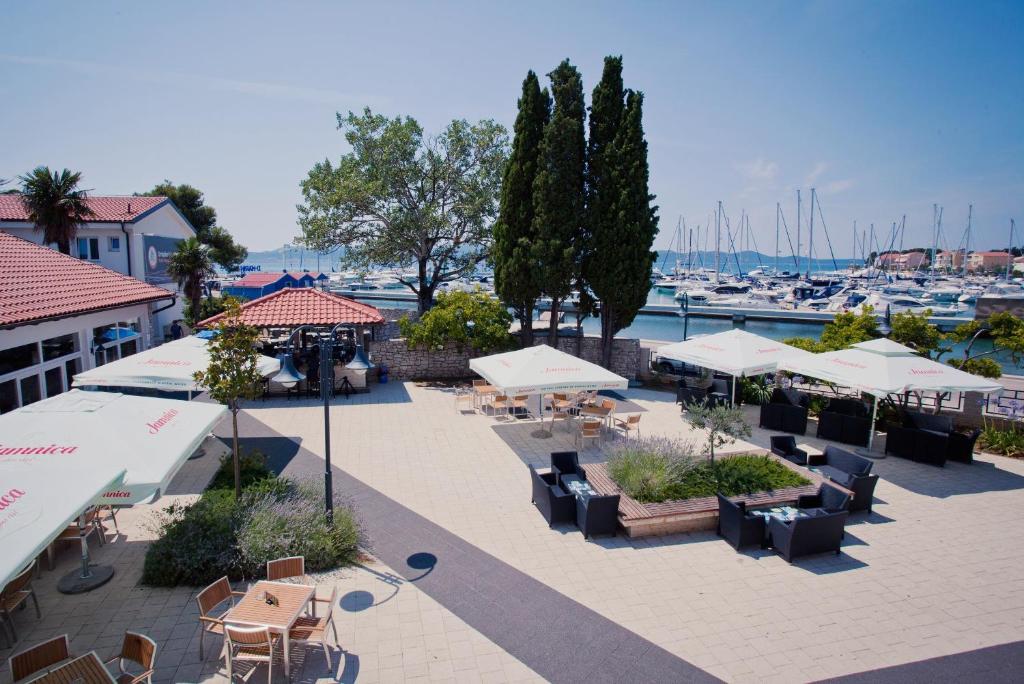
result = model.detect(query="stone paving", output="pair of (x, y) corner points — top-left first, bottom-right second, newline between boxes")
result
(2, 381), (1023, 683)
(246, 382), (1024, 682)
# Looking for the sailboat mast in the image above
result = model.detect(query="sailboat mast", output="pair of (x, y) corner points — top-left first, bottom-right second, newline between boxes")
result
(1006, 218), (1016, 280)
(963, 204), (972, 279)
(807, 188), (815, 278)
(715, 201), (722, 284)
(796, 190), (802, 279)
(775, 202), (781, 273)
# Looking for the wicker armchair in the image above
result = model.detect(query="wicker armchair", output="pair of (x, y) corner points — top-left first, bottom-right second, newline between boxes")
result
(576, 494), (620, 539)
(529, 465), (576, 527)
(796, 486), (851, 513)
(716, 494), (766, 550)
(770, 435), (808, 465)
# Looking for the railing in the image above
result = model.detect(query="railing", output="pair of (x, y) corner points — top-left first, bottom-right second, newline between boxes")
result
(789, 379), (966, 412)
(985, 388), (1024, 420)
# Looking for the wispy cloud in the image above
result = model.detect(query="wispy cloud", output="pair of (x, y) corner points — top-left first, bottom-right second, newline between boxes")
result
(736, 157), (779, 181)
(0, 54), (386, 107)
(823, 178), (854, 195)
(805, 161), (828, 185)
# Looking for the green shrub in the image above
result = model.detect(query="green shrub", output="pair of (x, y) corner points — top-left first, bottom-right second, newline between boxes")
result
(978, 423), (1024, 458)
(739, 376), (772, 405)
(607, 438), (809, 504)
(398, 290), (513, 353)
(143, 471), (362, 587)
(207, 449), (274, 492)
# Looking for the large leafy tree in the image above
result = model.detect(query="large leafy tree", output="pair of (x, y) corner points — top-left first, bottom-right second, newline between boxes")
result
(532, 60), (586, 346)
(494, 72), (550, 347)
(140, 181), (248, 270)
(398, 290), (513, 354)
(298, 109), (509, 314)
(946, 312), (1024, 378)
(785, 307), (880, 353)
(193, 297), (264, 498)
(18, 167), (94, 254)
(586, 57), (659, 367)
(168, 237), (216, 325)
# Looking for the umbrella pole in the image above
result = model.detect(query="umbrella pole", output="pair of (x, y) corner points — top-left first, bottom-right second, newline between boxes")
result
(58, 510), (116, 594)
(868, 395), (878, 450)
(731, 377), (737, 406)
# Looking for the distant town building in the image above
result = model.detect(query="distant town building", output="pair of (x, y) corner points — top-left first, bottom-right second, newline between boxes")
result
(875, 251), (928, 270)
(0, 194), (196, 336)
(1013, 256), (1024, 274)
(967, 251), (1011, 272)
(932, 250), (966, 270)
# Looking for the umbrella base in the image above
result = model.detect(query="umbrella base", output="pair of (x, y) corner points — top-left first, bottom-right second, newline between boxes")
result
(856, 448), (887, 460)
(58, 565), (115, 594)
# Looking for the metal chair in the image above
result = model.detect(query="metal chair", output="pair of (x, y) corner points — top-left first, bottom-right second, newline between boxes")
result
(614, 414), (641, 438)
(104, 631), (158, 684)
(575, 419), (603, 450)
(0, 561), (40, 645)
(224, 624), (279, 684)
(195, 576), (245, 660)
(8, 635), (69, 683)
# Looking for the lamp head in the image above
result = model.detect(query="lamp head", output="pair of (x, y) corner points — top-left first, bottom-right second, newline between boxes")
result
(271, 353), (305, 389)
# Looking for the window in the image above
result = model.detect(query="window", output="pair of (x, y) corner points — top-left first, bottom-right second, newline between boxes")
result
(19, 376), (41, 407)
(120, 339), (138, 357)
(0, 342), (39, 375)
(42, 333), (78, 361)
(0, 380), (16, 414)
(108, 236), (120, 252)
(77, 237), (100, 260)
(45, 366), (64, 398)
(64, 358), (80, 389)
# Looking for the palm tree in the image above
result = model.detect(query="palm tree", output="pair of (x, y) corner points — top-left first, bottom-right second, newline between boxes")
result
(168, 237), (215, 324)
(18, 167), (94, 254)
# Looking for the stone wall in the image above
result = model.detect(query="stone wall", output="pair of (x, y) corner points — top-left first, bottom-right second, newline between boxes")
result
(373, 308), (418, 342)
(369, 335), (641, 381)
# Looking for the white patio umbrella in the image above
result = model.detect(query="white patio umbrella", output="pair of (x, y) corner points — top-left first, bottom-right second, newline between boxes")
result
(0, 462), (126, 587)
(469, 345), (628, 435)
(657, 329), (813, 404)
(777, 337), (1003, 449)
(72, 335), (280, 396)
(0, 390), (226, 592)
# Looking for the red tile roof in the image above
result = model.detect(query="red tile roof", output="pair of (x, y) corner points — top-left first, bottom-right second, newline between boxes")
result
(232, 272), (296, 287)
(0, 232), (174, 327)
(0, 195), (168, 223)
(199, 287), (385, 327)
(288, 271), (326, 280)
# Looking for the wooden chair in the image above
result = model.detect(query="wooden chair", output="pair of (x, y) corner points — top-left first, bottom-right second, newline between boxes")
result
(509, 395), (530, 419)
(491, 394), (511, 418)
(575, 419), (603, 450)
(47, 508), (106, 569)
(223, 624), (279, 684)
(549, 394), (575, 431)
(614, 414), (642, 439)
(453, 388), (474, 412)
(195, 576), (245, 660)
(8, 634), (69, 683)
(104, 631), (157, 684)
(0, 561), (40, 645)
(288, 585), (340, 672)
(266, 556), (306, 582)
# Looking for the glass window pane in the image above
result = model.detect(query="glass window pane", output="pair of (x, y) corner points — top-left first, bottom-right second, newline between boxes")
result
(65, 358), (80, 388)
(44, 367), (63, 398)
(0, 343), (40, 375)
(19, 376), (41, 407)
(89, 238), (99, 260)
(120, 339), (138, 357)
(42, 333), (78, 361)
(0, 380), (16, 413)
(77, 237), (89, 259)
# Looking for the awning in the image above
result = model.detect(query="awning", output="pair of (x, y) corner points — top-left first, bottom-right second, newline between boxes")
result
(0, 462), (126, 586)
(469, 344), (628, 395)
(657, 329), (812, 377)
(0, 390), (227, 505)
(72, 335), (280, 392)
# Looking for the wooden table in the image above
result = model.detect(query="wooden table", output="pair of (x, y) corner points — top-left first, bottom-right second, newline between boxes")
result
(580, 405), (612, 428)
(224, 580), (315, 679)
(26, 652), (115, 683)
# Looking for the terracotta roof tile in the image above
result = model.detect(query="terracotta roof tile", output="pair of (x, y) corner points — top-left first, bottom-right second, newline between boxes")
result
(199, 288), (385, 327)
(0, 232), (174, 327)
(232, 272), (296, 287)
(0, 195), (168, 223)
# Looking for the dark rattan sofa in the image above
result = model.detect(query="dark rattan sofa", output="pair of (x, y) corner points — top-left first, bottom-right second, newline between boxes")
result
(760, 388), (809, 435)
(816, 397), (872, 447)
(885, 411), (981, 466)
(808, 446), (879, 514)
(768, 510), (848, 562)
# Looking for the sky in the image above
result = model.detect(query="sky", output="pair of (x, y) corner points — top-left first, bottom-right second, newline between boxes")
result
(1, 1), (1021, 257)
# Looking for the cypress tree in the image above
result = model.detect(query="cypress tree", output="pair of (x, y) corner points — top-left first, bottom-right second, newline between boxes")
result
(494, 71), (550, 347)
(588, 78), (658, 367)
(532, 60), (586, 347)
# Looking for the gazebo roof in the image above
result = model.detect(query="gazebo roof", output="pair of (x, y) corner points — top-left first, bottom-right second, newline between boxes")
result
(199, 288), (385, 327)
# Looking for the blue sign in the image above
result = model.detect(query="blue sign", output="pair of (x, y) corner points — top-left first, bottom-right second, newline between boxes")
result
(142, 235), (182, 285)
(239, 264), (262, 273)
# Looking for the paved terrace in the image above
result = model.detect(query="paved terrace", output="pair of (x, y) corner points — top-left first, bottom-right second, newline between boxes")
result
(2, 382), (1023, 682)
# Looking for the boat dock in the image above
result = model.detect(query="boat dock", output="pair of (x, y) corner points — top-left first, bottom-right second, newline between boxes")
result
(335, 288), (971, 331)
